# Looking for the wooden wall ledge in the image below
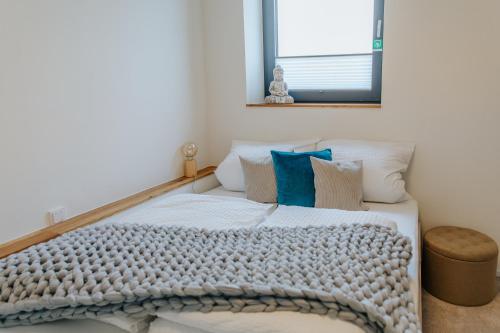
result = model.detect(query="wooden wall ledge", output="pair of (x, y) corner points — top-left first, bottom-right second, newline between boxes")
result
(246, 103), (381, 109)
(0, 166), (217, 259)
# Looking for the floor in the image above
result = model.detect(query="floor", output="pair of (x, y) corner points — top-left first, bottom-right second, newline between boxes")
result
(422, 278), (500, 333)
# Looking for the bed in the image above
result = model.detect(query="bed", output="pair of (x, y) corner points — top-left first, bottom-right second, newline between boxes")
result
(149, 186), (421, 333)
(0, 177), (421, 333)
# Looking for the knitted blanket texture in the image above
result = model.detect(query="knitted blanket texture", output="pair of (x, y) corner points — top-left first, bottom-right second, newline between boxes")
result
(0, 223), (420, 332)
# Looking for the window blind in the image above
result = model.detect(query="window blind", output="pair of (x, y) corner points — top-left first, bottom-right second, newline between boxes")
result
(276, 55), (373, 91)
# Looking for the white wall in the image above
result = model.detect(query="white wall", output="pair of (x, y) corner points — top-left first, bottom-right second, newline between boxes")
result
(203, 0), (500, 267)
(243, 0), (265, 103)
(0, 0), (208, 242)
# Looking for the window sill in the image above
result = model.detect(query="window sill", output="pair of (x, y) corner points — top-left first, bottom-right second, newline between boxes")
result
(246, 103), (381, 109)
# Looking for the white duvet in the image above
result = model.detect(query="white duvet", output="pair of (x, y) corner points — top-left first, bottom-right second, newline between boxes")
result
(116, 193), (396, 231)
(98, 194), (403, 333)
(262, 204), (397, 230)
(154, 311), (365, 333)
(116, 194), (275, 229)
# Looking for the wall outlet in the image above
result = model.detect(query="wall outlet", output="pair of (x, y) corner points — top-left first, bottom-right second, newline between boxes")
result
(47, 207), (68, 225)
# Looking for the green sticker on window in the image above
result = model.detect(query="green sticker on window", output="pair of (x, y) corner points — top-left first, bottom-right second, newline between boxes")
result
(373, 39), (383, 50)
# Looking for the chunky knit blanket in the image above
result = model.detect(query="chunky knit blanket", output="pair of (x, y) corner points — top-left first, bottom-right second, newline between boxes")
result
(0, 223), (420, 332)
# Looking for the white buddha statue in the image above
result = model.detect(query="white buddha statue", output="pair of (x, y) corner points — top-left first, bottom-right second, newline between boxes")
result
(265, 65), (294, 104)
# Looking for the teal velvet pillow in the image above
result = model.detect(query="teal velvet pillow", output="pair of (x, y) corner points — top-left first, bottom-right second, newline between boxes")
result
(271, 149), (332, 207)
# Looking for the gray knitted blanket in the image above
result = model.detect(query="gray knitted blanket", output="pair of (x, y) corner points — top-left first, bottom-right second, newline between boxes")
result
(0, 223), (419, 333)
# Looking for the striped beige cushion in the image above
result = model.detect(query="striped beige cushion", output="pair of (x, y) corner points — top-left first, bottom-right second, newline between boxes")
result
(239, 156), (277, 203)
(311, 157), (368, 211)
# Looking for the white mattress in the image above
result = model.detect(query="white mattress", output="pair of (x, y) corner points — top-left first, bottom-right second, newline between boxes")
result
(154, 186), (421, 333)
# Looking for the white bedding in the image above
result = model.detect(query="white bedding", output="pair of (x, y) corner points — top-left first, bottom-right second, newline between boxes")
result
(262, 204), (397, 230)
(152, 187), (421, 333)
(111, 193), (275, 230)
(154, 312), (361, 333)
(0, 186), (420, 333)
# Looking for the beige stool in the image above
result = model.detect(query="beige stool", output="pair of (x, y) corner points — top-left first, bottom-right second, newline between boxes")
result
(423, 226), (498, 306)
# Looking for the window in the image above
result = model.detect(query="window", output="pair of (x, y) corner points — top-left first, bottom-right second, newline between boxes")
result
(263, 0), (384, 103)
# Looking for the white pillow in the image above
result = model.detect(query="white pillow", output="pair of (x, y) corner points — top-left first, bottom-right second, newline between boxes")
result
(215, 138), (320, 191)
(317, 139), (415, 203)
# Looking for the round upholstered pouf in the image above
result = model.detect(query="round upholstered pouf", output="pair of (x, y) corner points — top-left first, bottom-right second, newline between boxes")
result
(423, 226), (498, 306)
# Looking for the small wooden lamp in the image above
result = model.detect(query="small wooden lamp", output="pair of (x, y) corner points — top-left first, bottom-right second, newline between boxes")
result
(182, 142), (198, 178)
